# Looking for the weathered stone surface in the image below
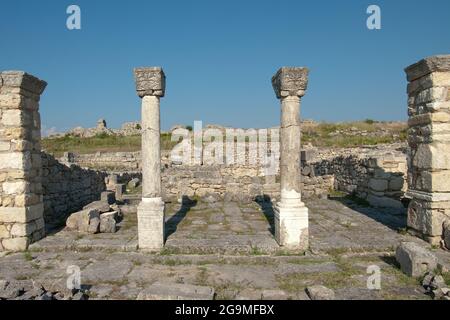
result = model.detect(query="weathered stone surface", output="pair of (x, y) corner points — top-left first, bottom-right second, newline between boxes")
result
(127, 178), (140, 189)
(405, 55), (450, 82)
(0, 71), (47, 95)
(261, 289), (290, 300)
(272, 67), (309, 98)
(83, 200), (111, 213)
(100, 191), (115, 205)
(406, 56), (450, 244)
(65, 209), (100, 233)
(395, 242), (438, 277)
(1, 237), (29, 251)
(100, 212), (117, 233)
(137, 282), (215, 300)
(305, 285), (335, 300)
(369, 178), (388, 192)
(443, 220), (450, 250)
(133, 67), (165, 98)
(0, 70), (46, 252)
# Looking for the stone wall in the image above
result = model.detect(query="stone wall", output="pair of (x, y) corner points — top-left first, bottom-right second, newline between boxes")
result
(41, 153), (106, 227)
(308, 146), (407, 208)
(61, 151), (141, 172)
(58, 144), (407, 207)
(405, 55), (450, 245)
(0, 71), (47, 251)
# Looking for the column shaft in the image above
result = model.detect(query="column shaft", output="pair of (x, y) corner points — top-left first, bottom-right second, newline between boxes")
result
(134, 67), (166, 250)
(271, 67), (309, 250)
(141, 95), (161, 198)
(280, 96), (302, 204)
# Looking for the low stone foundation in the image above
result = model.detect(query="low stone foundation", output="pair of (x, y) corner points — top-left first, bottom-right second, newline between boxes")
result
(41, 153), (106, 227)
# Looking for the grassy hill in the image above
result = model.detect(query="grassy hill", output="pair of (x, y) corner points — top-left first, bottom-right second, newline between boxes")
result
(42, 120), (407, 156)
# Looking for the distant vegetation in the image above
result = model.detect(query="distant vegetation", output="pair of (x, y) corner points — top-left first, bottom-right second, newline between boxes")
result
(42, 121), (407, 156)
(42, 133), (176, 157)
(301, 120), (407, 148)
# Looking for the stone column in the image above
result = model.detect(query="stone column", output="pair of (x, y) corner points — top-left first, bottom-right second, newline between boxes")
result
(134, 67), (166, 250)
(271, 67), (309, 250)
(0, 71), (47, 251)
(405, 55), (450, 245)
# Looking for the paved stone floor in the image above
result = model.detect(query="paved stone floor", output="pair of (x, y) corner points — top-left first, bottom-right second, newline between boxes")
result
(1, 196), (450, 300)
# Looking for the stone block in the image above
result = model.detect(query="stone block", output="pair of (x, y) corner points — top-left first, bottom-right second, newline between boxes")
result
(405, 55), (450, 82)
(127, 178), (140, 189)
(420, 171), (450, 192)
(272, 67), (309, 98)
(444, 220), (450, 250)
(137, 198), (165, 250)
(413, 143), (450, 170)
(137, 282), (215, 300)
(100, 212), (117, 233)
(0, 203), (43, 223)
(0, 225), (10, 238)
(407, 199), (450, 238)
(1, 236), (29, 251)
(305, 285), (335, 300)
(83, 200), (111, 213)
(115, 184), (125, 200)
(0, 71), (47, 95)
(389, 176), (405, 191)
(261, 289), (290, 300)
(100, 191), (115, 205)
(66, 208), (100, 233)
(395, 242), (438, 277)
(368, 178), (388, 192)
(274, 204), (308, 250)
(0, 152), (25, 170)
(133, 67), (165, 98)
(10, 222), (37, 237)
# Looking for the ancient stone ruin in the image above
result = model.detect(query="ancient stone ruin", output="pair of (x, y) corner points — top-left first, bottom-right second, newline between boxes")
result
(1, 56), (450, 301)
(134, 67), (166, 250)
(405, 55), (450, 245)
(271, 67), (310, 249)
(0, 72), (47, 251)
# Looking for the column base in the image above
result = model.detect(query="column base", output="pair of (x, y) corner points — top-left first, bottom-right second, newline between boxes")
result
(137, 197), (165, 250)
(274, 201), (309, 250)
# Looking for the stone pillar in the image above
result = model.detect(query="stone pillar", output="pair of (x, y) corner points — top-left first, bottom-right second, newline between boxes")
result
(271, 67), (309, 250)
(0, 71), (47, 251)
(405, 55), (450, 245)
(134, 67), (166, 250)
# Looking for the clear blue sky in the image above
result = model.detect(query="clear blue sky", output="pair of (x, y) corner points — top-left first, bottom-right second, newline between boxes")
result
(1, 0), (450, 133)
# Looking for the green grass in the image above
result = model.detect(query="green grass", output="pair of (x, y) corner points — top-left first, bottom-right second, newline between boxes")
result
(42, 121), (407, 156)
(23, 251), (33, 261)
(302, 121), (407, 148)
(42, 133), (176, 157)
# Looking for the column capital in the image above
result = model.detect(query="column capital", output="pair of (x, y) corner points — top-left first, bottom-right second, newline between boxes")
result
(0, 71), (47, 95)
(134, 67), (166, 98)
(405, 55), (450, 82)
(272, 67), (309, 99)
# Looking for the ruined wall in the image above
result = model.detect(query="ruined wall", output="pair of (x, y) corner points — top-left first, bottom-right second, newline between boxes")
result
(0, 71), (46, 251)
(58, 145), (407, 207)
(308, 149), (407, 208)
(405, 55), (450, 245)
(61, 151), (141, 172)
(41, 153), (106, 227)
(161, 165), (333, 202)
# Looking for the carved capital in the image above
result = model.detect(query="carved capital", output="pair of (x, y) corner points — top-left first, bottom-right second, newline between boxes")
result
(272, 67), (309, 99)
(134, 67), (166, 98)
